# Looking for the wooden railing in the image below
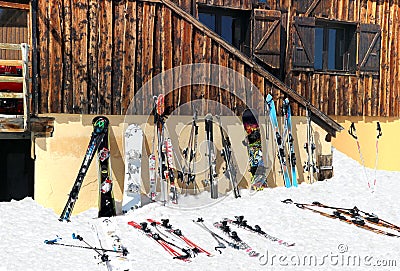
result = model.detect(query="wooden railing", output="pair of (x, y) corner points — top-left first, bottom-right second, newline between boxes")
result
(0, 43), (30, 131)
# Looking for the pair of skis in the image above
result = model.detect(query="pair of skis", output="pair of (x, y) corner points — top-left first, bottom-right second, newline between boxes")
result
(283, 199), (400, 238)
(59, 116), (116, 222)
(265, 94), (297, 187)
(222, 216), (295, 247)
(181, 110), (199, 195)
(128, 219), (211, 262)
(150, 94), (179, 205)
(348, 122), (382, 192)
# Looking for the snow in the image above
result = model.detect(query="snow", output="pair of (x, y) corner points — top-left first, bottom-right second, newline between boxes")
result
(1, 148), (400, 271)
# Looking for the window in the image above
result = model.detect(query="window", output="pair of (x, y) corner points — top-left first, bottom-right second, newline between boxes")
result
(198, 7), (250, 51)
(314, 22), (356, 71)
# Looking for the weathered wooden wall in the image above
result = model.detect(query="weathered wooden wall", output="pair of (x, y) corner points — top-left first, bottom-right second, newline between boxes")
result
(288, 0), (400, 117)
(0, 26), (28, 60)
(36, 0), (292, 116)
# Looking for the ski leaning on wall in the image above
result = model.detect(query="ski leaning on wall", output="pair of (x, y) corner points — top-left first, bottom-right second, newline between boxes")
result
(205, 113), (218, 199)
(265, 94), (291, 188)
(96, 116), (116, 218)
(303, 107), (318, 183)
(282, 98), (298, 187)
(216, 115), (240, 198)
(122, 124), (143, 213)
(59, 116), (109, 222)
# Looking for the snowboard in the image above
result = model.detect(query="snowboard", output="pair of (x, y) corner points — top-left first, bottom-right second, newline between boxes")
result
(96, 116), (116, 218)
(242, 109), (267, 190)
(122, 124), (143, 213)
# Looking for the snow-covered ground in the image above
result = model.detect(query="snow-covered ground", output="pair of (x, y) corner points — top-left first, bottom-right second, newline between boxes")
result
(1, 148), (400, 271)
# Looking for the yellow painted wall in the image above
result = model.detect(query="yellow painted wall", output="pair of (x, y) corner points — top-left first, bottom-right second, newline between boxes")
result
(35, 114), (332, 215)
(332, 117), (400, 172)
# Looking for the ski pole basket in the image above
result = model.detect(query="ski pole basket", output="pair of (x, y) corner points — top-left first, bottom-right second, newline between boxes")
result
(0, 42), (30, 131)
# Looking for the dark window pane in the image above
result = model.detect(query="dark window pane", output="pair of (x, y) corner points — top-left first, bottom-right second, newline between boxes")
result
(328, 29), (336, 70)
(221, 16), (233, 44)
(199, 12), (216, 31)
(314, 27), (323, 70)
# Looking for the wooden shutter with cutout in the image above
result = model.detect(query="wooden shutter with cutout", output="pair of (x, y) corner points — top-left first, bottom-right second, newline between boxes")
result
(292, 16), (315, 70)
(252, 9), (281, 69)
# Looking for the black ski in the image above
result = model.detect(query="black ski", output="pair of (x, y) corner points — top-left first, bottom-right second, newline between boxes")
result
(96, 116), (116, 218)
(59, 117), (108, 222)
(205, 114), (218, 199)
(213, 220), (260, 257)
(216, 115), (240, 198)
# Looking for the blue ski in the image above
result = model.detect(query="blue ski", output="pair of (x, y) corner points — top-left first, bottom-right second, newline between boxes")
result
(266, 94), (291, 188)
(283, 98), (298, 187)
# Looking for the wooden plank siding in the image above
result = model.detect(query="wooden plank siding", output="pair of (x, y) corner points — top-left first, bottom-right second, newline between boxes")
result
(288, 0), (400, 117)
(34, 0), (347, 135)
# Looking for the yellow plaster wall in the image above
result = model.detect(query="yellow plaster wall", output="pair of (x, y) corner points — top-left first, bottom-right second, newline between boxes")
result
(35, 114), (332, 215)
(332, 117), (400, 172)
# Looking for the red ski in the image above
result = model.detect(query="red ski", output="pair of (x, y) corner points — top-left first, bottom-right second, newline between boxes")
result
(147, 218), (213, 257)
(127, 221), (191, 262)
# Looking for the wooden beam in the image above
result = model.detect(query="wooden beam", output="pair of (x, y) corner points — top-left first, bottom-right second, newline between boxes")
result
(305, 0), (322, 17)
(0, 76), (23, 83)
(0, 43), (21, 50)
(0, 92), (23, 99)
(0, 60), (23, 66)
(0, 1), (29, 10)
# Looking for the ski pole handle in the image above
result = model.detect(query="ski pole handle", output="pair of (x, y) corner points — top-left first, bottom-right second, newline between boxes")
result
(348, 122), (357, 139)
(377, 122), (382, 139)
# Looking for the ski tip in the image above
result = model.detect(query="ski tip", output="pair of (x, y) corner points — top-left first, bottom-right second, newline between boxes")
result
(265, 93), (273, 102)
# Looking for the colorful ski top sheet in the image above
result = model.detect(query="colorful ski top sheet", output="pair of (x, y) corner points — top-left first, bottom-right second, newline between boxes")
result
(282, 98), (298, 187)
(265, 94), (292, 188)
(122, 124), (143, 213)
(242, 108), (267, 190)
(97, 116), (116, 217)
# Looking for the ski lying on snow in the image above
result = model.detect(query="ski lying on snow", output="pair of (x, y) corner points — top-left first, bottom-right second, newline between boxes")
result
(147, 218), (213, 257)
(193, 217), (238, 253)
(213, 220), (260, 257)
(222, 216), (295, 247)
(296, 201), (400, 233)
(128, 221), (192, 262)
(282, 199), (400, 238)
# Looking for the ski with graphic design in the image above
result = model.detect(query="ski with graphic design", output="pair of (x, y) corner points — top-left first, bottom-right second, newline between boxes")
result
(213, 220), (260, 257)
(304, 108), (318, 183)
(147, 218), (213, 257)
(282, 199), (400, 238)
(149, 96), (159, 201)
(127, 221), (192, 262)
(216, 115), (240, 197)
(205, 114), (218, 199)
(241, 108), (267, 190)
(156, 94), (168, 205)
(282, 98), (298, 187)
(265, 94), (291, 187)
(59, 116), (108, 222)
(164, 138), (178, 204)
(122, 123), (143, 213)
(96, 116), (116, 218)
(222, 216), (295, 247)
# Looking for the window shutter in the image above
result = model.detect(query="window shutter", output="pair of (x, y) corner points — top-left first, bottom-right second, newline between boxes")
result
(358, 23), (381, 72)
(252, 9), (281, 69)
(292, 16), (315, 70)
